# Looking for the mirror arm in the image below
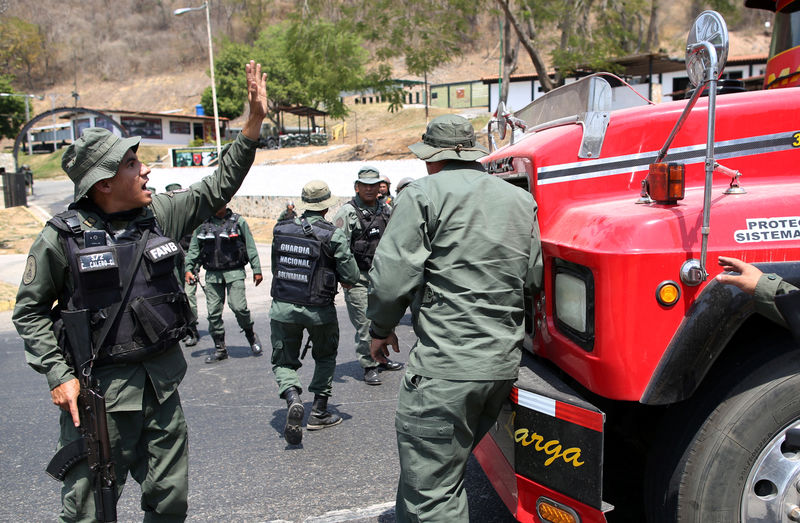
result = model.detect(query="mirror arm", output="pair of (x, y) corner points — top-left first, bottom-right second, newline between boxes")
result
(487, 120), (497, 152)
(655, 45), (712, 164)
(699, 40), (719, 280)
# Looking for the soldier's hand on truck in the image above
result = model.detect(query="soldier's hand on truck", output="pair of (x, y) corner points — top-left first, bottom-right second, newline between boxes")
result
(185, 271), (196, 285)
(253, 273), (263, 286)
(370, 332), (400, 363)
(716, 256), (763, 295)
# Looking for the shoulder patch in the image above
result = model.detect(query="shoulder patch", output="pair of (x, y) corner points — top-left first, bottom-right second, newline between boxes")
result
(335, 217), (344, 228)
(22, 255), (36, 285)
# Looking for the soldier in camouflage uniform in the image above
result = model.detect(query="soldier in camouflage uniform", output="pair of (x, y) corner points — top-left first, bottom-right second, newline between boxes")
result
(367, 114), (543, 522)
(12, 61), (268, 522)
(333, 166), (402, 385)
(184, 204), (263, 363)
(269, 180), (360, 445)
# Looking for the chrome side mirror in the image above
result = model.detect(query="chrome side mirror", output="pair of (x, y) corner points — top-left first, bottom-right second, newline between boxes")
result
(686, 10), (729, 87)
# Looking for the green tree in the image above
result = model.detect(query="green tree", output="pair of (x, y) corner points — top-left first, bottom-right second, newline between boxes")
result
(348, 0), (481, 96)
(0, 76), (27, 140)
(203, 18), (377, 122)
(0, 17), (45, 89)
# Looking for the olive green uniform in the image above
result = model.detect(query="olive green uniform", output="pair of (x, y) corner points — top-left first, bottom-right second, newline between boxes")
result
(333, 195), (391, 369)
(754, 273), (799, 328)
(13, 133), (259, 522)
(367, 162), (543, 522)
(184, 212), (261, 339)
(270, 212), (359, 396)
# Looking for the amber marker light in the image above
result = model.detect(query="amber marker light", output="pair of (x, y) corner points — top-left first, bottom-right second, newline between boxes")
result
(537, 497), (579, 523)
(647, 162), (685, 204)
(656, 280), (681, 307)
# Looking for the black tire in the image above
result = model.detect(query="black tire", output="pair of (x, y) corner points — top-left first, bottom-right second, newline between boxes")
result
(645, 344), (800, 522)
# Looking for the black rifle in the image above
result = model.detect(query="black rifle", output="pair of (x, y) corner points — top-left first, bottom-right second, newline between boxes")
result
(46, 309), (117, 523)
(188, 265), (205, 290)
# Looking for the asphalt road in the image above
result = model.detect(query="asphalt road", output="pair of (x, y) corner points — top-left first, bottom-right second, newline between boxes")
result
(0, 188), (517, 522)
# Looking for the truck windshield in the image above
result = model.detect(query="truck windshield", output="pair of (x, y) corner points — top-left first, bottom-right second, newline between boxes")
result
(770, 1), (800, 59)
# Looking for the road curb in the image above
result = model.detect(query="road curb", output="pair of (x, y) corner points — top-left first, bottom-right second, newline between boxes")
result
(23, 204), (51, 225)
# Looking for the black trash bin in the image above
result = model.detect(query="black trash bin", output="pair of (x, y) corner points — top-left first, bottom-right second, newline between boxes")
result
(2, 168), (28, 208)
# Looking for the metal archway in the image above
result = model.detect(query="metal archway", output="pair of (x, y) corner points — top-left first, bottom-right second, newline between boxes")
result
(12, 107), (129, 171)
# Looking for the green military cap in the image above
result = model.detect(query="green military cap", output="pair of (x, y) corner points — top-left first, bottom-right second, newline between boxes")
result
(62, 128), (141, 202)
(409, 114), (488, 162)
(356, 165), (382, 185)
(165, 183), (182, 191)
(301, 180), (337, 211)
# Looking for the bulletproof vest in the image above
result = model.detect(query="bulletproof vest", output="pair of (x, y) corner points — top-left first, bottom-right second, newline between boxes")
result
(271, 216), (338, 306)
(197, 212), (248, 271)
(49, 209), (191, 366)
(349, 199), (390, 271)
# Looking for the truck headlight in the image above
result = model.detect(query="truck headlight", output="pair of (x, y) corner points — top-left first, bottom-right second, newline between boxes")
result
(553, 258), (595, 351)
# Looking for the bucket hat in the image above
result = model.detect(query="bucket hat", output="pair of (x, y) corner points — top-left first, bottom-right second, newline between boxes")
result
(409, 114), (488, 162)
(396, 177), (415, 192)
(356, 166), (382, 185)
(62, 128), (141, 202)
(301, 180), (337, 211)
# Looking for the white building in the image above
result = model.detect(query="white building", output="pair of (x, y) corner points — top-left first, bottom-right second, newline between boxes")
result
(29, 107), (228, 150)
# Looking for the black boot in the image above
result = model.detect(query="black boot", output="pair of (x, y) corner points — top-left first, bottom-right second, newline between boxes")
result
(245, 328), (262, 356)
(183, 323), (200, 347)
(282, 387), (304, 445)
(205, 335), (228, 363)
(306, 394), (342, 431)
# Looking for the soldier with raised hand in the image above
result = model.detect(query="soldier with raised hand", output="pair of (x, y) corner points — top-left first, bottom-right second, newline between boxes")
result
(333, 166), (402, 385)
(367, 114), (543, 521)
(12, 60), (268, 521)
(184, 203), (263, 363)
(270, 180), (360, 445)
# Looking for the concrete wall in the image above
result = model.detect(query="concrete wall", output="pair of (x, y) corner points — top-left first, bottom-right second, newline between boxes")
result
(148, 158), (429, 217)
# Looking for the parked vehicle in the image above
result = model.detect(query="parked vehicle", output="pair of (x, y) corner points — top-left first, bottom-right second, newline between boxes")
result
(476, 10), (800, 522)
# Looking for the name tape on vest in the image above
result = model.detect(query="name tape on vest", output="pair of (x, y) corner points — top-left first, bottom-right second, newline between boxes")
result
(79, 251), (117, 272)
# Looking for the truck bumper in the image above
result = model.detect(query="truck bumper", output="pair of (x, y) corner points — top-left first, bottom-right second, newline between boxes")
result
(474, 354), (612, 522)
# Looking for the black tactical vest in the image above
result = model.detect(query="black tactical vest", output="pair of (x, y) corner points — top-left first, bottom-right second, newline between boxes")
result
(271, 216), (338, 306)
(197, 211), (248, 271)
(50, 209), (191, 366)
(349, 199), (390, 271)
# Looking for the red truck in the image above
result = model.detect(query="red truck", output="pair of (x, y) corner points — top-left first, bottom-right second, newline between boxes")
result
(475, 8), (800, 523)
